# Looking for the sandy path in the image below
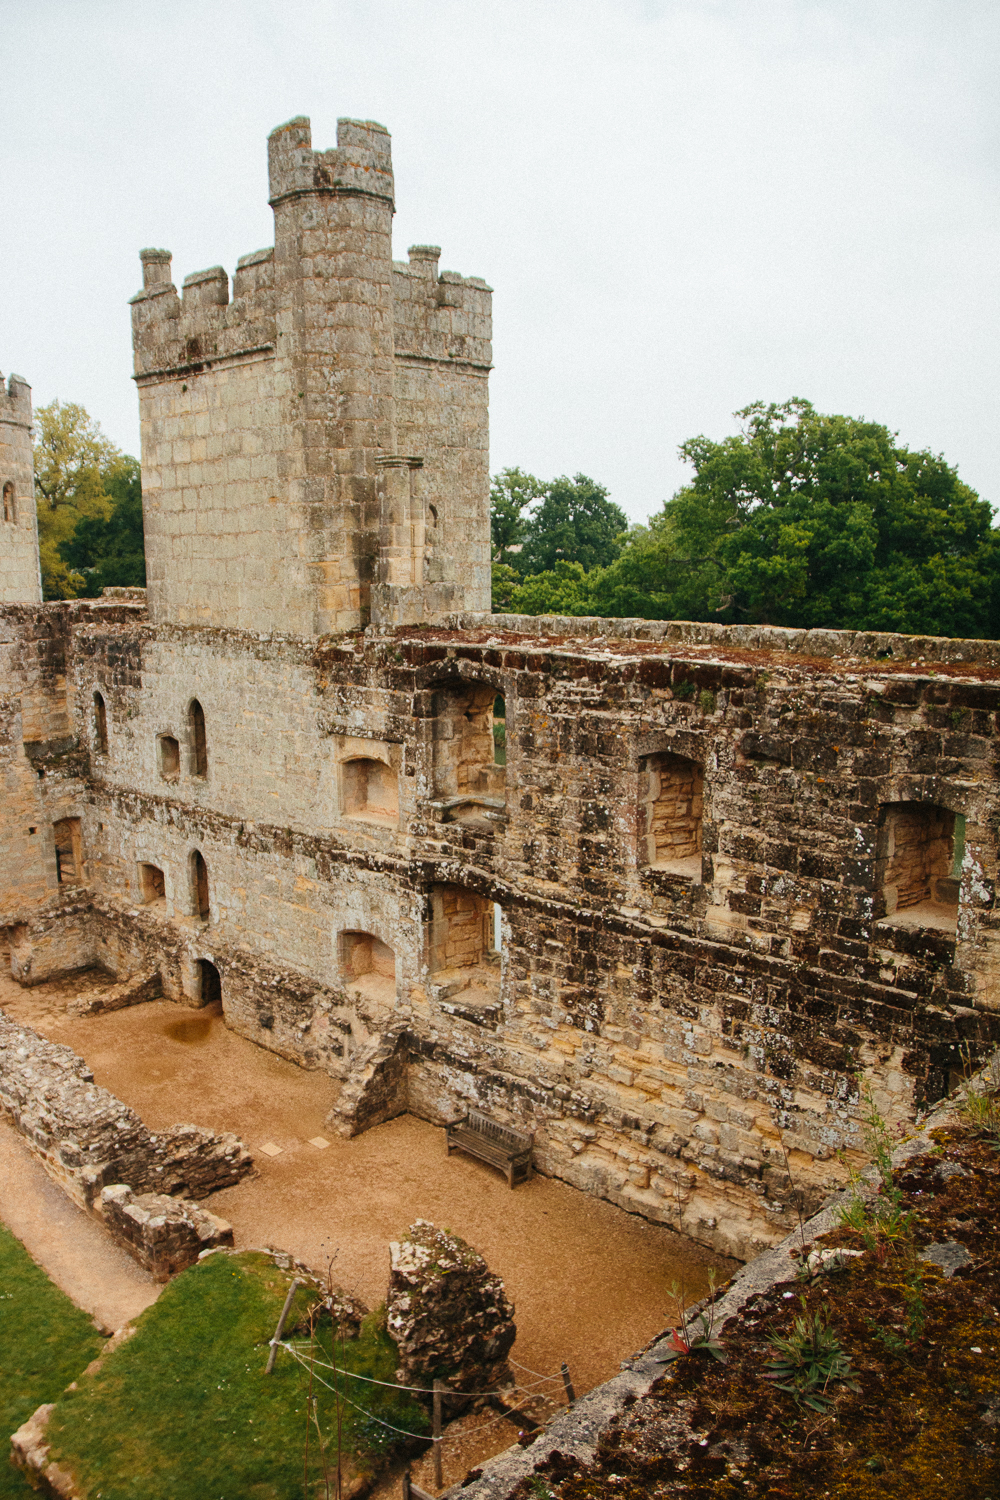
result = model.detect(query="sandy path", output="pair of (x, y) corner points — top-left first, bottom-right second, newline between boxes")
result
(1, 970), (733, 1401)
(0, 1119), (159, 1333)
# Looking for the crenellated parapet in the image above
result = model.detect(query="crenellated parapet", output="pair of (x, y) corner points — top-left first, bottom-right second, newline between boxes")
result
(393, 246), (493, 372)
(266, 113), (394, 207)
(130, 114), (492, 636)
(130, 247), (276, 381)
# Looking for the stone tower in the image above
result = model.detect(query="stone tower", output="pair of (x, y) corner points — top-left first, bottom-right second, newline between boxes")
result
(0, 372), (42, 604)
(130, 116), (492, 636)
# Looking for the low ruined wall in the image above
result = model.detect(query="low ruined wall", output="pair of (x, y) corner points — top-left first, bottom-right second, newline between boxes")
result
(0, 1010), (253, 1212)
(100, 1184), (234, 1281)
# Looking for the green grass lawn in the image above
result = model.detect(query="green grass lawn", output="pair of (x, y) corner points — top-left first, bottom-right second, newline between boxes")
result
(46, 1251), (429, 1500)
(0, 1221), (104, 1500)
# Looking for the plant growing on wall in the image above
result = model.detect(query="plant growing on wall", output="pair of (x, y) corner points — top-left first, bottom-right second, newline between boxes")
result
(765, 1299), (859, 1412)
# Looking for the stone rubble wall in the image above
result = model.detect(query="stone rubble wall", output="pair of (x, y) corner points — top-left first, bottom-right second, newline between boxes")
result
(386, 1220), (516, 1397)
(5, 606), (1000, 1256)
(0, 1010), (253, 1212)
(99, 1183), (234, 1281)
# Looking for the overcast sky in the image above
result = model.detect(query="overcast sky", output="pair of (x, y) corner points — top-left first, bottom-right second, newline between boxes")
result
(2, 0), (997, 523)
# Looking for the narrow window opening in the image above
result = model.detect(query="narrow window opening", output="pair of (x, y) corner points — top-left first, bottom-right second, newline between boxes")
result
(158, 734), (180, 780)
(138, 861), (166, 905)
(189, 699), (208, 779)
(196, 958), (222, 1009)
(341, 756), (399, 824)
(190, 850), (210, 922)
(93, 691), (109, 755)
(427, 883), (502, 1007)
(430, 682), (505, 824)
(638, 751), (703, 879)
(2, 481), (15, 522)
(876, 802), (960, 933)
(493, 695), (506, 766)
(340, 930), (397, 1004)
(53, 818), (82, 885)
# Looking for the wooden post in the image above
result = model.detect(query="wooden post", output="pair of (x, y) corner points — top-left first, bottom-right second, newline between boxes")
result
(560, 1362), (575, 1407)
(402, 1472), (411, 1500)
(265, 1277), (301, 1373)
(433, 1378), (444, 1490)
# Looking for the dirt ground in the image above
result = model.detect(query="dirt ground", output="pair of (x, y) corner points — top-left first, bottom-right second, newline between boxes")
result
(1, 966), (735, 1486)
(0, 1119), (159, 1333)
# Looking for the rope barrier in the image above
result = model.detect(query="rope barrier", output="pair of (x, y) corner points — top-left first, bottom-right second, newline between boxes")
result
(285, 1347), (434, 1442)
(509, 1357), (564, 1383)
(281, 1344), (564, 1401)
(285, 1345), (572, 1454)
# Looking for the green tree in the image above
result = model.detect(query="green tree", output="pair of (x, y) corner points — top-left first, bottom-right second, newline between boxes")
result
(509, 560), (594, 615)
(490, 467), (545, 564)
(565, 400), (1000, 638)
(33, 401), (143, 599)
(60, 456), (146, 595)
(517, 473), (628, 577)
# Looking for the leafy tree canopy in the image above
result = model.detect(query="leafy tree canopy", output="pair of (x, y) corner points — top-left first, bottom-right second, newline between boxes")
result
(33, 401), (144, 598)
(516, 473), (628, 577)
(490, 467), (545, 564)
(502, 401), (1000, 639)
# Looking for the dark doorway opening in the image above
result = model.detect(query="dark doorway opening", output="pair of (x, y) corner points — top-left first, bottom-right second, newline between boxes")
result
(197, 958), (222, 1009)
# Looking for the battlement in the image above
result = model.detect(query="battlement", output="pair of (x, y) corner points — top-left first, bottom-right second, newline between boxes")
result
(393, 248), (492, 371)
(267, 115), (393, 208)
(131, 113), (491, 633)
(0, 372), (32, 425)
(131, 245), (276, 380)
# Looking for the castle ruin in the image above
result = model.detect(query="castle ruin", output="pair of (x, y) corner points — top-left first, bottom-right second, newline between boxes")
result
(2, 116), (999, 1260)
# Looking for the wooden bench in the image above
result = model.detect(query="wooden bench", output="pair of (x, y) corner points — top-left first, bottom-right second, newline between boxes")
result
(445, 1109), (534, 1188)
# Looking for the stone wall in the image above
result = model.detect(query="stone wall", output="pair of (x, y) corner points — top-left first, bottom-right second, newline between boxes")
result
(4, 113), (1000, 1262)
(0, 371), (41, 605)
(5, 595), (1000, 1256)
(0, 1010), (253, 1211)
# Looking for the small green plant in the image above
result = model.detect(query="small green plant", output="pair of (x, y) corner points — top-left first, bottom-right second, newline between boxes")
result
(864, 1271), (925, 1358)
(959, 1044), (1000, 1144)
(835, 1081), (913, 1249)
(698, 688), (717, 715)
(656, 1270), (726, 1364)
(765, 1299), (859, 1412)
(673, 679), (696, 700)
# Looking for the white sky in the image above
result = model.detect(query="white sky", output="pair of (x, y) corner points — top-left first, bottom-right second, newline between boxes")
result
(2, 0), (998, 523)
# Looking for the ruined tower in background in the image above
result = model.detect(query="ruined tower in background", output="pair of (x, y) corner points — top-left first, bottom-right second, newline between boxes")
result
(130, 117), (493, 635)
(0, 372), (41, 604)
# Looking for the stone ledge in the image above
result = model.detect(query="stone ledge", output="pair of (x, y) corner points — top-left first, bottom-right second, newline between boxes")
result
(445, 1086), (967, 1499)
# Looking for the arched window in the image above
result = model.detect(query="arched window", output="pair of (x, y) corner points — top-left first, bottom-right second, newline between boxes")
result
(93, 691), (109, 755)
(190, 849), (210, 921)
(189, 699), (208, 778)
(2, 482), (14, 522)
